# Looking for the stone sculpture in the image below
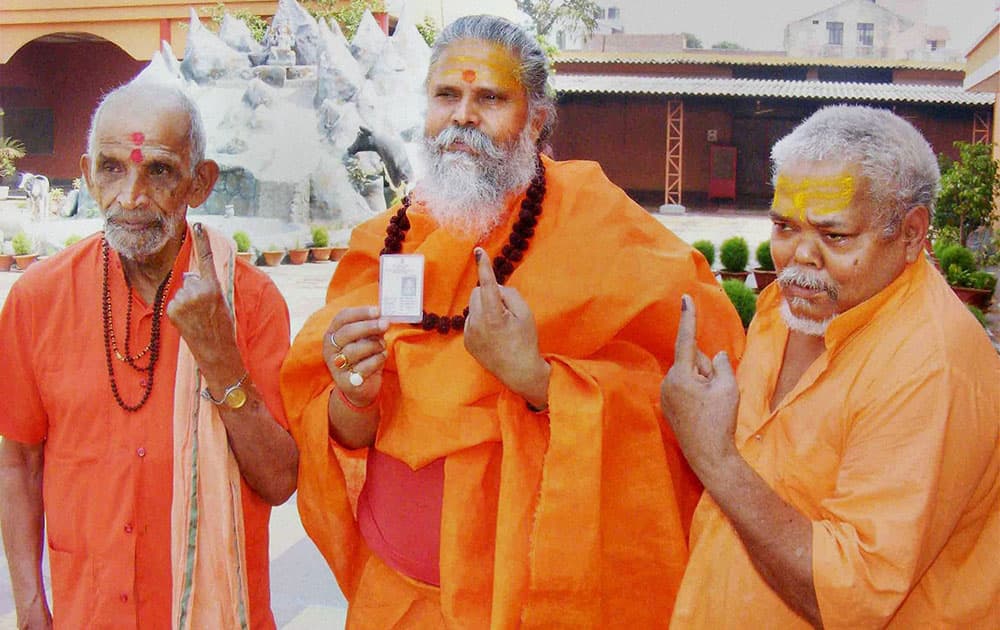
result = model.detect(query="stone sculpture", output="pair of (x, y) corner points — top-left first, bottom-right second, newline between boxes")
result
(122, 0), (428, 228)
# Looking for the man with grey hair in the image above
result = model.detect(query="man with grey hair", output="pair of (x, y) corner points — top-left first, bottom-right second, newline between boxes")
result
(663, 105), (999, 628)
(0, 81), (298, 629)
(282, 14), (744, 628)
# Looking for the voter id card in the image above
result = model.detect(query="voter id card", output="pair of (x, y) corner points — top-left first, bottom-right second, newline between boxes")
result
(379, 254), (425, 323)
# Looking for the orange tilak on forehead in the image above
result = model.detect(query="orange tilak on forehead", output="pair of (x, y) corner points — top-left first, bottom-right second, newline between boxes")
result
(435, 42), (523, 91)
(129, 131), (145, 163)
(772, 173), (856, 221)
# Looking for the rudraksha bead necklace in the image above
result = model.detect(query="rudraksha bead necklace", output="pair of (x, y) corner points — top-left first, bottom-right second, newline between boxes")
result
(381, 155), (546, 334)
(101, 235), (179, 412)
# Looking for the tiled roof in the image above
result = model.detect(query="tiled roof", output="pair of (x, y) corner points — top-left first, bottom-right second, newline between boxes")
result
(553, 51), (965, 71)
(552, 74), (995, 105)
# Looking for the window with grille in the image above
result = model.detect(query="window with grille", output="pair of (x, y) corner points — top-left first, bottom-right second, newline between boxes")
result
(858, 23), (874, 47)
(827, 22), (843, 45)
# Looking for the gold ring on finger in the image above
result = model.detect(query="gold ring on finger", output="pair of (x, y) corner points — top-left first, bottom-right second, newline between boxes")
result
(333, 353), (351, 370)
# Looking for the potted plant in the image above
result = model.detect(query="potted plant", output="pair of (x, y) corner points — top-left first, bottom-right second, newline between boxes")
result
(719, 236), (750, 281)
(0, 136), (26, 198)
(939, 243), (995, 309)
(287, 240), (309, 265)
(261, 244), (285, 267)
(692, 239), (715, 267)
(12, 231), (38, 270)
(0, 238), (14, 271)
(309, 226), (332, 262)
(232, 230), (254, 263)
(721, 278), (757, 329)
(752, 239), (777, 291)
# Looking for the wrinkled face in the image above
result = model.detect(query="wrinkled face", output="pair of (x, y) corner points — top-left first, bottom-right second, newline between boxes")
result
(82, 96), (207, 261)
(424, 38), (535, 152)
(769, 159), (911, 324)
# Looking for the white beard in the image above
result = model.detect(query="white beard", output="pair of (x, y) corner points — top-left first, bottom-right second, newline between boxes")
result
(104, 208), (185, 261)
(413, 124), (538, 240)
(779, 299), (834, 337)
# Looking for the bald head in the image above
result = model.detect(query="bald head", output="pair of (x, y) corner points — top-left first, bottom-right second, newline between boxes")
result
(86, 82), (206, 175)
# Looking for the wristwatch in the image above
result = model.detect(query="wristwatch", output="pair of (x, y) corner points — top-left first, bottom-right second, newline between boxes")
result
(201, 372), (249, 409)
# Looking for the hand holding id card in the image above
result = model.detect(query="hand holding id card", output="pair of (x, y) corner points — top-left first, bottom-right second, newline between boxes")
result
(379, 254), (424, 323)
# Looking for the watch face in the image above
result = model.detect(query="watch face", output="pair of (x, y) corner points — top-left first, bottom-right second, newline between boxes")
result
(225, 387), (248, 409)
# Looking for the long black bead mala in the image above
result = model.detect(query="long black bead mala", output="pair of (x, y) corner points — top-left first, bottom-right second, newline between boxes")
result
(380, 156), (546, 334)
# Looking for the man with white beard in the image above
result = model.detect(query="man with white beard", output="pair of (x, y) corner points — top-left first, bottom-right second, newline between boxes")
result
(663, 105), (999, 628)
(281, 14), (745, 628)
(0, 82), (297, 629)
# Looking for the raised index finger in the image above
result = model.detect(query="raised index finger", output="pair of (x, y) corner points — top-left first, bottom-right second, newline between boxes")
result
(192, 223), (218, 281)
(474, 247), (502, 314)
(673, 294), (698, 369)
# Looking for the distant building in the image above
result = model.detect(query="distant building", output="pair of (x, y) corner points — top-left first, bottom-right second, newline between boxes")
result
(554, 0), (681, 51)
(551, 50), (993, 207)
(784, 0), (961, 62)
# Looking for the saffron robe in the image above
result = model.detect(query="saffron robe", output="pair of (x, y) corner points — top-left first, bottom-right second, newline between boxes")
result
(281, 157), (746, 628)
(672, 257), (1000, 628)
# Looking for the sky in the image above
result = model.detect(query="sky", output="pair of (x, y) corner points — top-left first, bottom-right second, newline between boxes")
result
(619, 0), (999, 52)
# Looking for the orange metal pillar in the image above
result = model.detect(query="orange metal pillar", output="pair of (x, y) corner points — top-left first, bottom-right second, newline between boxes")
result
(665, 100), (683, 205)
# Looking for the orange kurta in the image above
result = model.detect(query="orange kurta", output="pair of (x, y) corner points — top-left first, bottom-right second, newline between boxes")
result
(672, 256), (1000, 628)
(0, 228), (290, 629)
(281, 157), (746, 628)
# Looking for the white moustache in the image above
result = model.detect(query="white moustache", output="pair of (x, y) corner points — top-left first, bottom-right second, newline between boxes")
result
(778, 267), (839, 299)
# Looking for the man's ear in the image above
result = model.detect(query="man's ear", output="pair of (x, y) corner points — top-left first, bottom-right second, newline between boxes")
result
(901, 204), (930, 263)
(80, 154), (94, 191)
(186, 159), (220, 209)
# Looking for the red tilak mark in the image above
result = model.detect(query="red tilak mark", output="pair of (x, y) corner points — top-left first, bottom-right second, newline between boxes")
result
(131, 132), (145, 145)
(130, 148), (144, 163)
(461, 69), (477, 83)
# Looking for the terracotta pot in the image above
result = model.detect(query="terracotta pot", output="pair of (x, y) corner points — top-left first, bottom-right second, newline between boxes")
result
(752, 268), (777, 291)
(329, 246), (349, 262)
(951, 285), (993, 310)
(261, 250), (284, 267)
(718, 270), (750, 283)
(235, 251), (254, 263)
(14, 253), (39, 271)
(310, 246), (332, 262)
(0, 254), (14, 271)
(287, 248), (309, 265)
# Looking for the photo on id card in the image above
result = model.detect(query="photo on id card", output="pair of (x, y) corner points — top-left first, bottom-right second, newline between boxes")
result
(379, 254), (424, 323)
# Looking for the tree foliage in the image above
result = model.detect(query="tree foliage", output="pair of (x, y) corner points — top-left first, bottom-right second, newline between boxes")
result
(682, 32), (703, 49)
(516, 0), (602, 37)
(934, 141), (999, 247)
(711, 41), (743, 50)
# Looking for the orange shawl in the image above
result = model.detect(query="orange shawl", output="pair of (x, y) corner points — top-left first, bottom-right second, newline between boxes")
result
(281, 157), (745, 628)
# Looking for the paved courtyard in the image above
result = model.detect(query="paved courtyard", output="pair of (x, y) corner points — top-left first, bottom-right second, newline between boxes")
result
(0, 203), (995, 628)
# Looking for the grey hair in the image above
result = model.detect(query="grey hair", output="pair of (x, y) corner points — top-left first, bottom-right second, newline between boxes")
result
(86, 82), (206, 174)
(429, 14), (557, 145)
(771, 105), (939, 238)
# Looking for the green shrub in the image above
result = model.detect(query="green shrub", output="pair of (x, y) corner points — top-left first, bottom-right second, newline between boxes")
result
(966, 305), (988, 329)
(938, 244), (976, 277)
(692, 239), (715, 266)
(934, 141), (999, 246)
(232, 230), (251, 253)
(11, 232), (32, 255)
(968, 270), (997, 293)
(719, 236), (749, 272)
(311, 226), (330, 248)
(722, 279), (756, 328)
(755, 240), (773, 270)
(64, 234), (82, 247)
